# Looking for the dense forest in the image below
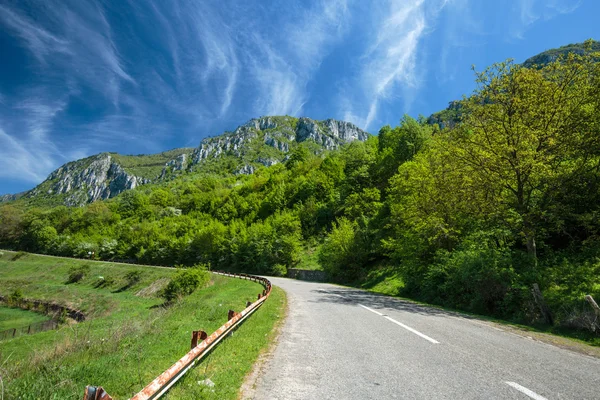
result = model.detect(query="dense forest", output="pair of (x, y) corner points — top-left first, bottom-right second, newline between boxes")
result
(2, 43), (600, 333)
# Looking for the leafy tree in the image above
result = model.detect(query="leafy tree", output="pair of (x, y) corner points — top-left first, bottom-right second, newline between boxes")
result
(452, 52), (600, 267)
(375, 115), (432, 189)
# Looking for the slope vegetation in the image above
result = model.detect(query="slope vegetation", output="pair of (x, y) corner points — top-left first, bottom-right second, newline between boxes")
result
(0, 251), (285, 399)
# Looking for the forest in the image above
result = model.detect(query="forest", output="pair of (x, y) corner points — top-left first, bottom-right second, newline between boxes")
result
(1, 45), (599, 334)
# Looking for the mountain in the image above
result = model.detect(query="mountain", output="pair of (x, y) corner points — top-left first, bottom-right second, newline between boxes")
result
(427, 40), (599, 130)
(4, 116), (369, 206)
(522, 40), (600, 68)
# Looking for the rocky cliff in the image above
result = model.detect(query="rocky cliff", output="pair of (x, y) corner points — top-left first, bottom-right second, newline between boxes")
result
(26, 153), (150, 206)
(4, 116), (368, 206)
(163, 116), (369, 177)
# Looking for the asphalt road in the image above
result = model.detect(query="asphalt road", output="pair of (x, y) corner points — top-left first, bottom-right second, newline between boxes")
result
(251, 277), (600, 400)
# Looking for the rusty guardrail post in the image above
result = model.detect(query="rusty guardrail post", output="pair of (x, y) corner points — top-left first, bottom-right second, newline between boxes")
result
(83, 386), (113, 400)
(191, 330), (207, 349)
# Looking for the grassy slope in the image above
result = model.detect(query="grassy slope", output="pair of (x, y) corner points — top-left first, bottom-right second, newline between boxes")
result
(294, 246), (323, 271)
(0, 251), (285, 399)
(112, 148), (194, 179)
(0, 307), (49, 331)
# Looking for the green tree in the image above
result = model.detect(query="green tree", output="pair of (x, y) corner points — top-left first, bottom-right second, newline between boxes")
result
(451, 52), (600, 267)
(375, 115), (432, 189)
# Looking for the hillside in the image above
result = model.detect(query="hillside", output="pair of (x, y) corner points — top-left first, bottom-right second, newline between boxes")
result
(522, 40), (600, 68)
(3, 116), (368, 207)
(0, 251), (285, 398)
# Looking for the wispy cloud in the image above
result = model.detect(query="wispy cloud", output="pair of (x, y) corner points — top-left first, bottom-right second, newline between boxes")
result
(0, 4), (70, 64)
(245, 0), (350, 116)
(342, 0), (448, 130)
(0, 94), (66, 183)
(512, 0), (581, 39)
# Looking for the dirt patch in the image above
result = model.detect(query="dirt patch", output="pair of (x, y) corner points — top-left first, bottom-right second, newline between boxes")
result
(474, 319), (600, 359)
(136, 278), (169, 298)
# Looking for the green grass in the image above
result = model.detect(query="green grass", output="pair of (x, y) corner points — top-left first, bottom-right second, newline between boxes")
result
(112, 148), (194, 179)
(0, 307), (50, 331)
(359, 265), (404, 297)
(0, 251), (286, 399)
(295, 245), (323, 271)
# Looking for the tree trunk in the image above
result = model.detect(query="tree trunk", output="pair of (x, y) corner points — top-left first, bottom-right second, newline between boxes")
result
(523, 218), (538, 269)
(532, 283), (553, 325)
(526, 233), (538, 268)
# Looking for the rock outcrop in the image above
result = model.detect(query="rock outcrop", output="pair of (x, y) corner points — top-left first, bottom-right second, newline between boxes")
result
(177, 116), (369, 174)
(28, 153), (149, 206)
(10, 116), (369, 206)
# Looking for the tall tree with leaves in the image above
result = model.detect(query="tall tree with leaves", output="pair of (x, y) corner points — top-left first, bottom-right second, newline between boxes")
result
(451, 46), (600, 267)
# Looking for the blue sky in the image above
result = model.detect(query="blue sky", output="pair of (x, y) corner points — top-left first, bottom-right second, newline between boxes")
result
(0, 0), (597, 195)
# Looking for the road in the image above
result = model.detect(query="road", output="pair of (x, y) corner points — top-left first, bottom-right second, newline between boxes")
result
(251, 277), (600, 400)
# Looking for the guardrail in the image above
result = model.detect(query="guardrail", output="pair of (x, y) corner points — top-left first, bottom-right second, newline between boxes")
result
(83, 271), (272, 400)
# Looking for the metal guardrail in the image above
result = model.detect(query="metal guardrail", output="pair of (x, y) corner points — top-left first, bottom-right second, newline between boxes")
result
(83, 271), (272, 400)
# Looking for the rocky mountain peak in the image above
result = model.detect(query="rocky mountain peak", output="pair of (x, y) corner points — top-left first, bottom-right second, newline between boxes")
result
(27, 153), (149, 206)
(4, 116), (369, 206)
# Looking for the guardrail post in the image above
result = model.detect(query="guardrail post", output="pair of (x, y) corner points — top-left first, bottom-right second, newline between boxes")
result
(83, 386), (113, 400)
(228, 310), (240, 320)
(191, 330), (208, 348)
(246, 301), (252, 307)
(257, 293), (262, 300)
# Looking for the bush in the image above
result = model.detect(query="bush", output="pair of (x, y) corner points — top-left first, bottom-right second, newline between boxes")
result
(271, 264), (287, 277)
(66, 264), (91, 284)
(161, 265), (210, 303)
(9, 288), (24, 305)
(414, 245), (524, 318)
(124, 270), (143, 287)
(93, 275), (116, 289)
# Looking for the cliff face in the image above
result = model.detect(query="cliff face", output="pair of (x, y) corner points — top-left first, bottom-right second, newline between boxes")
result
(164, 116), (369, 177)
(26, 153), (150, 206)
(4, 116), (369, 206)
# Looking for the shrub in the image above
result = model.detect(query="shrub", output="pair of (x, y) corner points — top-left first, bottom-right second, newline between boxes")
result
(416, 245), (522, 318)
(124, 270), (143, 287)
(161, 264), (210, 303)
(9, 288), (24, 305)
(94, 275), (116, 289)
(66, 264), (91, 284)
(271, 264), (287, 277)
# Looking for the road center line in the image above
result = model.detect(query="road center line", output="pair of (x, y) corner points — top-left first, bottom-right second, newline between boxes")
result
(359, 304), (440, 344)
(359, 304), (384, 316)
(505, 382), (548, 400)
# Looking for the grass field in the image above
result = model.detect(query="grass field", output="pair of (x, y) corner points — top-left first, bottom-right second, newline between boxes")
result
(0, 251), (285, 399)
(0, 307), (50, 331)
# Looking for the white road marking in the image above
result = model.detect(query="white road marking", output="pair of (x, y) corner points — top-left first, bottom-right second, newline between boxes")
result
(384, 316), (440, 344)
(505, 382), (548, 400)
(359, 304), (440, 344)
(359, 304), (384, 316)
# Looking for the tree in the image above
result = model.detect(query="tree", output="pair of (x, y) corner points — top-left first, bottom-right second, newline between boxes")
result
(451, 51), (600, 267)
(375, 115), (432, 189)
